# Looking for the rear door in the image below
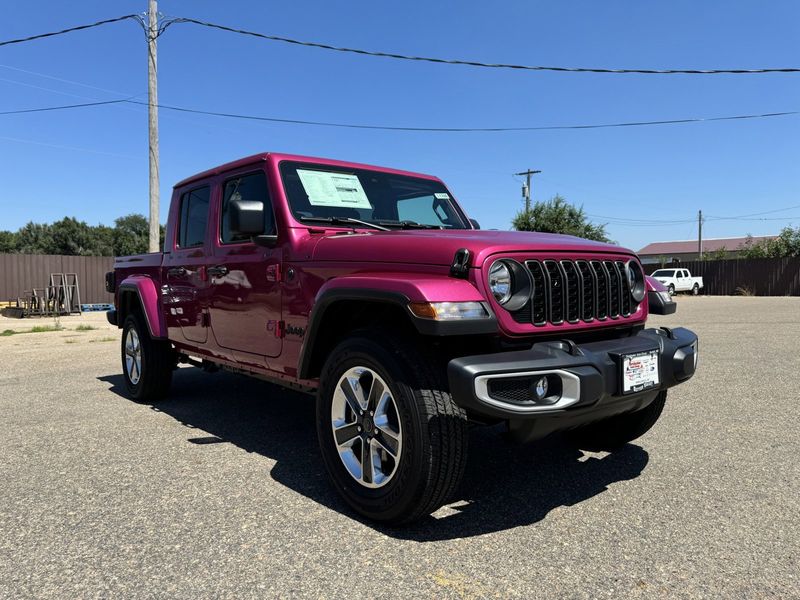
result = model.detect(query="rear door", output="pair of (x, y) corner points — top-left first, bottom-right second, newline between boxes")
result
(164, 184), (212, 344)
(207, 168), (282, 360)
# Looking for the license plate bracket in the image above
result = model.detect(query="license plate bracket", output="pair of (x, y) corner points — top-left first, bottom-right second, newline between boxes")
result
(621, 349), (660, 395)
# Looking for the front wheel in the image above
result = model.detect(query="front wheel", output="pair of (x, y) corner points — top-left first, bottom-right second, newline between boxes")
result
(317, 334), (468, 524)
(567, 391), (667, 451)
(121, 313), (175, 402)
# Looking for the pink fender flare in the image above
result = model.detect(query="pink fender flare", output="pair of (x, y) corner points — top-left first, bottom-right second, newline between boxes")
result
(118, 275), (168, 339)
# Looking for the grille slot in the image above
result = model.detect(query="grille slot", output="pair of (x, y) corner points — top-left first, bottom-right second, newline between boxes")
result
(604, 261), (621, 318)
(528, 261), (547, 325)
(561, 261), (581, 323)
(515, 258), (641, 327)
(543, 260), (564, 324)
(592, 261), (608, 319)
(616, 261), (632, 316)
(576, 260), (595, 322)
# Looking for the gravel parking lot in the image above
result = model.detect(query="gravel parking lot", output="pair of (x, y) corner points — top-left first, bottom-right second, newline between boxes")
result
(1, 297), (798, 599)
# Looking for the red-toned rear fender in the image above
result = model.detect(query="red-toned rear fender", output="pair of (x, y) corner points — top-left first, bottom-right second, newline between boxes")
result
(117, 276), (167, 339)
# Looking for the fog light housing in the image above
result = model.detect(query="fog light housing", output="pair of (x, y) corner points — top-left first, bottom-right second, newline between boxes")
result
(529, 374), (562, 405)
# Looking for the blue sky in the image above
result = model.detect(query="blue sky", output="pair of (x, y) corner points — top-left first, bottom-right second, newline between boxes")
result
(1, 0), (798, 251)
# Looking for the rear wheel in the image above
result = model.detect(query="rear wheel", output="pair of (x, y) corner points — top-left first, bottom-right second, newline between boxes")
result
(567, 391), (667, 451)
(121, 313), (174, 402)
(692, 283), (700, 295)
(317, 334), (468, 524)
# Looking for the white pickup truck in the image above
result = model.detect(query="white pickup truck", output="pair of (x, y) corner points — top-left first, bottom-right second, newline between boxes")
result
(651, 268), (704, 295)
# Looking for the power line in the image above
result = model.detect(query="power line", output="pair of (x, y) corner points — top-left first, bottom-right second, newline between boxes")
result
(706, 203), (800, 220)
(164, 16), (800, 75)
(2, 97), (797, 132)
(121, 102), (800, 132)
(0, 98), (130, 115)
(0, 15), (141, 48)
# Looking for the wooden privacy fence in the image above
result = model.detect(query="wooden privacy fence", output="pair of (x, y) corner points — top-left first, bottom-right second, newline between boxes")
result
(645, 257), (800, 296)
(0, 254), (114, 305)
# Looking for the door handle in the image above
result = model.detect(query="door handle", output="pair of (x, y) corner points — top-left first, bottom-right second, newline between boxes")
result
(207, 265), (229, 278)
(167, 266), (188, 278)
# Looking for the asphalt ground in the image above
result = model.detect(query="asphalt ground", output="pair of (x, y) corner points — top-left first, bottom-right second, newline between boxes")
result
(0, 298), (798, 599)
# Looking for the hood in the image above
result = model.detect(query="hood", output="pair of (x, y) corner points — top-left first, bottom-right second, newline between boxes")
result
(310, 229), (635, 266)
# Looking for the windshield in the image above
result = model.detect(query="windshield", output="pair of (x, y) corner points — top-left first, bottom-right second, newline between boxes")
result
(652, 269), (675, 277)
(279, 161), (469, 229)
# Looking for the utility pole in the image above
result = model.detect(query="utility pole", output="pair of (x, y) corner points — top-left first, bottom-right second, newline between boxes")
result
(515, 169), (541, 213)
(147, 0), (160, 252)
(698, 209), (703, 260)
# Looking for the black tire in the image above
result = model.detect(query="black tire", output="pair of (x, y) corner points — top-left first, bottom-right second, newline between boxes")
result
(692, 283), (700, 296)
(668, 284), (676, 296)
(121, 312), (174, 402)
(317, 333), (468, 525)
(567, 391), (667, 451)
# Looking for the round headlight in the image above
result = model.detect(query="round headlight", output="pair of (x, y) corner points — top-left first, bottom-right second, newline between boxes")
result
(488, 261), (512, 304)
(626, 260), (646, 303)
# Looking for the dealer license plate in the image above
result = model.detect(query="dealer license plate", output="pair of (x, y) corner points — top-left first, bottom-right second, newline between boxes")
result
(621, 349), (660, 394)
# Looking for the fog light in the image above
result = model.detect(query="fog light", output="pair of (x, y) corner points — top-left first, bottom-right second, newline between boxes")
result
(532, 376), (548, 400)
(530, 374), (562, 405)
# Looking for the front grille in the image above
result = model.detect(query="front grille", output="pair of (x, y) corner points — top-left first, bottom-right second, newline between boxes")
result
(515, 258), (639, 327)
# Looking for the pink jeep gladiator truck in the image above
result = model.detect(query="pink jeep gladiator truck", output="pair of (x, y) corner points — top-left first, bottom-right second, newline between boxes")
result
(106, 152), (697, 524)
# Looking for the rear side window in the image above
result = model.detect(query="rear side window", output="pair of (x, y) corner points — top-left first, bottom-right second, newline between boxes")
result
(220, 172), (275, 244)
(178, 186), (210, 248)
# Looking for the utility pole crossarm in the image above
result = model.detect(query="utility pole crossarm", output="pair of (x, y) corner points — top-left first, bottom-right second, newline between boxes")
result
(514, 169), (541, 213)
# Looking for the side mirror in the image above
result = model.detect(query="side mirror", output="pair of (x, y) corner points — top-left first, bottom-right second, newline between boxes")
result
(469, 218), (481, 230)
(230, 199), (278, 247)
(230, 199), (265, 235)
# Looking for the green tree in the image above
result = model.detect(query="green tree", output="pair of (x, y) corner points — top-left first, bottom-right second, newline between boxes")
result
(512, 194), (611, 243)
(112, 214), (150, 256)
(15, 222), (56, 254)
(50, 217), (97, 256)
(0, 230), (17, 253)
(706, 246), (728, 261)
(739, 226), (800, 259)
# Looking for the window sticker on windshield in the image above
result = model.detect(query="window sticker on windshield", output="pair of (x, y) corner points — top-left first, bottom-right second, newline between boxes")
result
(434, 192), (450, 200)
(297, 169), (372, 209)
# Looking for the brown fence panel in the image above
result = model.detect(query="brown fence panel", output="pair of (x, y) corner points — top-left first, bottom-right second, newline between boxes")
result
(0, 254), (114, 304)
(645, 258), (800, 296)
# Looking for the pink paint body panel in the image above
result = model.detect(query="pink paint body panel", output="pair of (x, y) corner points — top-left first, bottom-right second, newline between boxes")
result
(117, 274), (167, 338)
(112, 151), (652, 387)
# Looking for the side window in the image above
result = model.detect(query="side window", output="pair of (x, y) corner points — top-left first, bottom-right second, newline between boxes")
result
(178, 186), (210, 248)
(676, 270), (683, 278)
(220, 171), (275, 244)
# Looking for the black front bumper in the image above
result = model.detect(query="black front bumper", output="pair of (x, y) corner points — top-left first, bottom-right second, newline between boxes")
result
(448, 327), (698, 424)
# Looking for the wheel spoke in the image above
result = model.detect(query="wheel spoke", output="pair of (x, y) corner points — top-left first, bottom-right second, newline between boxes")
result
(333, 423), (360, 447)
(374, 428), (400, 458)
(361, 438), (374, 484)
(366, 377), (385, 412)
(340, 377), (366, 416)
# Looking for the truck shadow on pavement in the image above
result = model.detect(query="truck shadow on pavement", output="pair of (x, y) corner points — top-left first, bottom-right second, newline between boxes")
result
(99, 368), (649, 541)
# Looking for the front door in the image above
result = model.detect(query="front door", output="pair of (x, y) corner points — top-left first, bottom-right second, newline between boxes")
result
(164, 185), (212, 344)
(208, 170), (282, 359)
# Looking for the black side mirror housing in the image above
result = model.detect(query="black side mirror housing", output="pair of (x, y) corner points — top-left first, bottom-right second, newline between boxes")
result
(230, 199), (265, 235)
(469, 218), (481, 230)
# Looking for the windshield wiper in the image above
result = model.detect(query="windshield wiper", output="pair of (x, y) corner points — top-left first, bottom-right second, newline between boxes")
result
(298, 216), (389, 231)
(376, 220), (443, 230)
